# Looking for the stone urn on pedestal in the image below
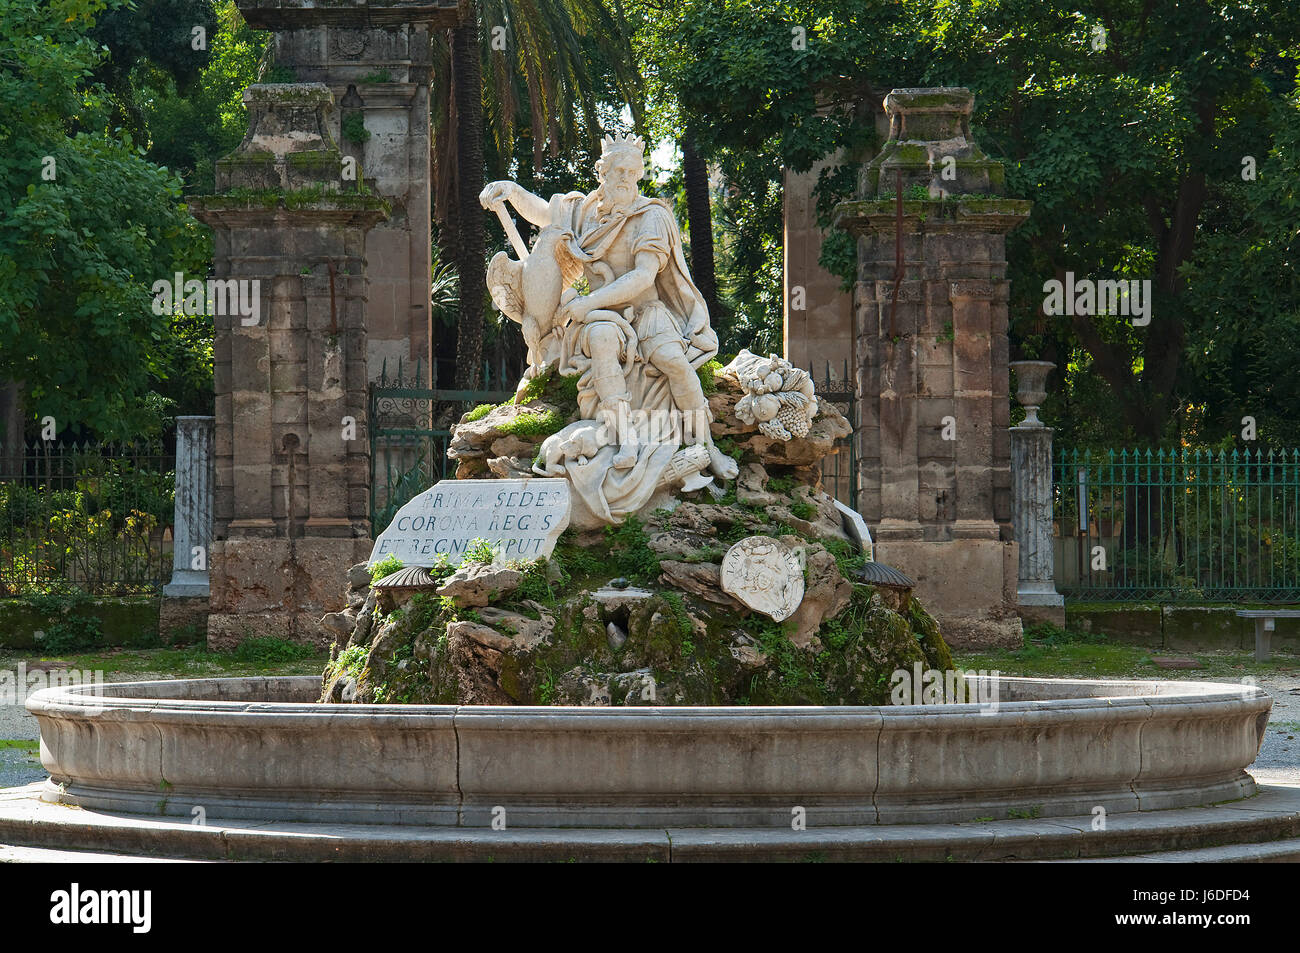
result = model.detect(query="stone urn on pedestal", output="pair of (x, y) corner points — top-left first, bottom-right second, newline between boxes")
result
(1008, 359), (1065, 625)
(1009, 360), (1055, 428)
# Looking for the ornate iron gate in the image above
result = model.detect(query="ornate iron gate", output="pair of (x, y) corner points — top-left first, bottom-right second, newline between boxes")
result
(368, 358), (514, 529)
(812, 359), (858, 512)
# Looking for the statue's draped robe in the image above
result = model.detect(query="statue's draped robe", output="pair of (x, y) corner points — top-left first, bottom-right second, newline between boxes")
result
(544, 191), (718, 526)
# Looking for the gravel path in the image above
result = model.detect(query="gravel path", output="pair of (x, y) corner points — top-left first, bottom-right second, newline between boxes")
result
(0, 747), (41, 789)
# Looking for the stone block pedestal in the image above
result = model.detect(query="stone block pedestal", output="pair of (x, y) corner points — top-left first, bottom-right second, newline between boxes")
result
(159, 597), (210, 645)
(161, 416), (215, 642)
(1011, 423), (1065, 627)
(874, 538), (1022, 648)
(206, 537), (373, 649)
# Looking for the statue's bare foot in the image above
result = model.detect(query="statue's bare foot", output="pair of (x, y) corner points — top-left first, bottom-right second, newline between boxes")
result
(707, 442), (739, 481)
(612, 444), (638, 469)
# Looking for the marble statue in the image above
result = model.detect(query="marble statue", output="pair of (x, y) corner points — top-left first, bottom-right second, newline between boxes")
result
(480, 133), (739, 527)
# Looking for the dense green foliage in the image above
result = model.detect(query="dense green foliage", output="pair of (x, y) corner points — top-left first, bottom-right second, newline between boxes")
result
(0, 0), (213, 438)
(633, 0), (1300, 446)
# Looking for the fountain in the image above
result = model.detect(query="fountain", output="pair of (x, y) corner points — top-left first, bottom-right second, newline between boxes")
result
(3, 96), (1294, 863)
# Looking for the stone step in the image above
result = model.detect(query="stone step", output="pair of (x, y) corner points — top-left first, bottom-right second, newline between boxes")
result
(1, 782), (1298, 863)
(1035, 838), (1300, 863)
(0, 844), (206, 864)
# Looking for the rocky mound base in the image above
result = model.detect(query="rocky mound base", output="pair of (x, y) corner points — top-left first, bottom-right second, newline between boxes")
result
(442, 361), (853, 483)
(319, 364), (954, 707)
(320, 504), (953, 708)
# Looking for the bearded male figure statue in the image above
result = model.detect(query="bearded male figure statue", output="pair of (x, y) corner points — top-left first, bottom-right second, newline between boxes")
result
(480, 133), (739, 528)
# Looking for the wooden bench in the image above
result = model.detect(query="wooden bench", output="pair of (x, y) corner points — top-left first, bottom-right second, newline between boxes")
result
(1235, 609), (1300, 661)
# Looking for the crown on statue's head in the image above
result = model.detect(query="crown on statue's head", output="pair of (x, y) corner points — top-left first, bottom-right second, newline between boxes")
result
(600, 132), (646, 160)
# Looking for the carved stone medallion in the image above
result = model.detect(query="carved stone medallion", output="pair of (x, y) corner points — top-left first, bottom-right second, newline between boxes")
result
(720, 536), (805, 621)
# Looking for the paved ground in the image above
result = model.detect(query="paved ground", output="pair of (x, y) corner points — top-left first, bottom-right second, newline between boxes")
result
(0, 746), (42, 790)
(1241, 672), (1300, 784)
(0, 844), (200, 863)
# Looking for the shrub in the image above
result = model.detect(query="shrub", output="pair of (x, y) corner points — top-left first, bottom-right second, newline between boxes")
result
(26, 588), (103, 653)
(369, 555), (404, 582)
(789, 501), (817, 521)
(464, 537), (498, 565)
(341, 112), (370, 143)
(604, 517), (661, 581)
(498, 410), (565, 439)
(696, 359), (723, 396)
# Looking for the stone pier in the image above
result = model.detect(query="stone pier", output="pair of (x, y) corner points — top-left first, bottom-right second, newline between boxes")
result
(163, 417), (215, 597)
(835, 87), (1031, 647)
(189, 84), (389, 647)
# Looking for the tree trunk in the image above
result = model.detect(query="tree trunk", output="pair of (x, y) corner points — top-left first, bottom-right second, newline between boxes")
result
(452, 6), (485, 390)
(0, 379), (23, 477)
(681, 129), (719, 320)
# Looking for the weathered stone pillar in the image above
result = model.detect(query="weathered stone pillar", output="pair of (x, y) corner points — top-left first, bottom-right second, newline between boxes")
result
(237, 0), (464, 384)
(834, 87), (1031, 647)
(190, 83), (389, 648)
(1011, 424), (1065, 625)
(163, 417), (214, 597)
(160, 417), (214, 641)
(1010, 359), (1065, 626)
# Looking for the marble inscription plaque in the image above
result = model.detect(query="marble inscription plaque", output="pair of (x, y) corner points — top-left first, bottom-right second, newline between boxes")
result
(369, 478), (570, 567)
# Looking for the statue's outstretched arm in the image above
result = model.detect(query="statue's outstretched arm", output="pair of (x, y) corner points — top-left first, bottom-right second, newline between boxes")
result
(480, 181), (550, 228)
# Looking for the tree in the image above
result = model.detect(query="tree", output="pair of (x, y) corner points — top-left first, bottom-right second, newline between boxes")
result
(450, 9), (487, 388)
(88, 0), (217, 141)
(923, 0), (1300, 446)
(681, 128), (719, 320)
(630, 0), (900, 355)
(0, 0), (206, 440)
(139, 0), (269, 194)
(1181, 85), (1300, 446)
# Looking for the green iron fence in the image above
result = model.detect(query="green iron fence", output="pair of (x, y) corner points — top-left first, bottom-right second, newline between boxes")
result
(0, 440), (174, 595)
(1053, 447), (1300, 602)
(370, 357), (860, 529)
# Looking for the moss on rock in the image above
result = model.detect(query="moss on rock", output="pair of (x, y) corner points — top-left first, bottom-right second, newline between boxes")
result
(323, 501), (956, 708)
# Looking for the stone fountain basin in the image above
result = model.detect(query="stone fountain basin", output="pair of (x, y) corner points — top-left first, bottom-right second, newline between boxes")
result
(28, 676), (1270, 828)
